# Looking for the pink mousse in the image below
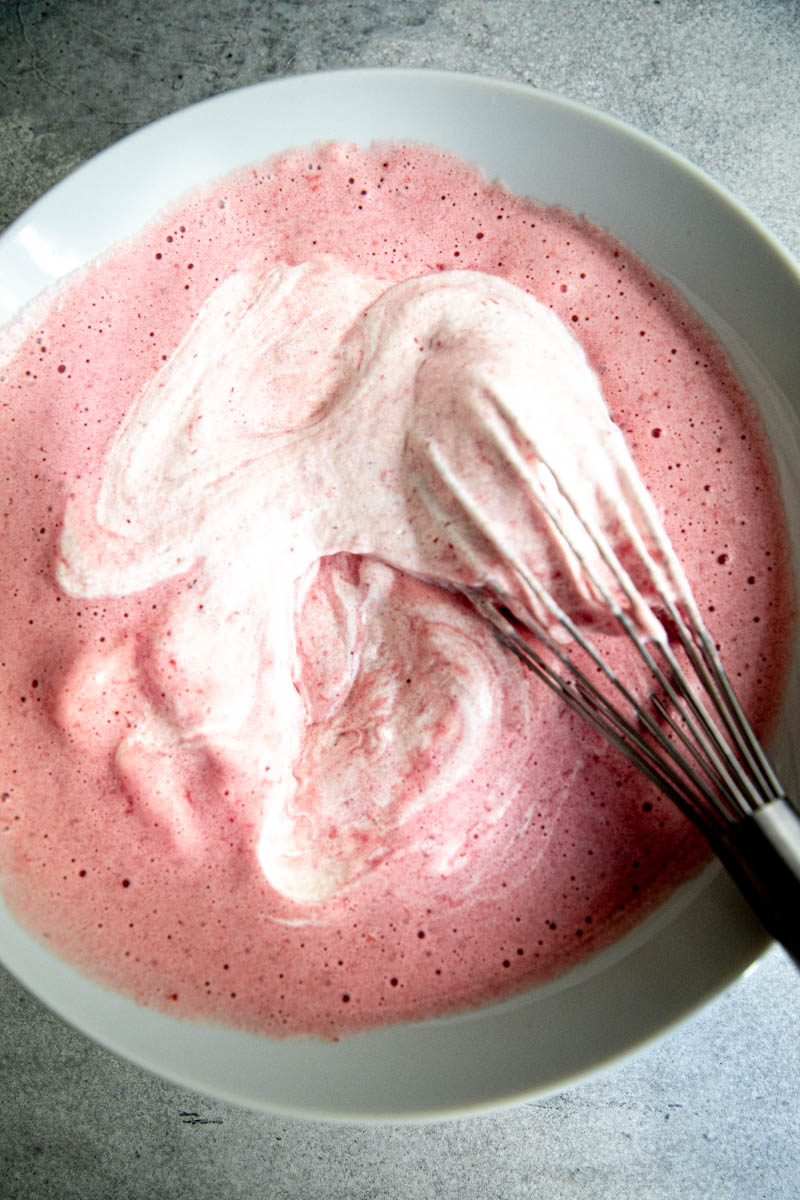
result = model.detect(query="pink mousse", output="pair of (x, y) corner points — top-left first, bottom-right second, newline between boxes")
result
(0, 142), (794, 1037)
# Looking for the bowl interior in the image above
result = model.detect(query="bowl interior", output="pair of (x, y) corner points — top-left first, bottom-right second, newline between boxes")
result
(1, 69), (798, 1120)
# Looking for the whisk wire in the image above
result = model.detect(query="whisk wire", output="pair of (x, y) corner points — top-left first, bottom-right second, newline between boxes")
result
(478, 599), (724, 836)
(683, 621), (786, 799)
(635, 563), (782, 808)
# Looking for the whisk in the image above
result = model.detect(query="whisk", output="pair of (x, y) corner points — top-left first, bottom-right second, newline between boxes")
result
(425, 403), (800, 967)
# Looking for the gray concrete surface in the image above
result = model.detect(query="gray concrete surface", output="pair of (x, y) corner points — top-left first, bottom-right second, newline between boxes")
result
(1, 1), (799, 1196)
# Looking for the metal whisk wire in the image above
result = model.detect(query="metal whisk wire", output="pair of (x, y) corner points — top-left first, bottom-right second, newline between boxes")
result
(426, 416), (800, 965)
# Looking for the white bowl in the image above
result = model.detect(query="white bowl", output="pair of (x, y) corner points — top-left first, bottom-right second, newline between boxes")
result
(1, 68), (798, 1121)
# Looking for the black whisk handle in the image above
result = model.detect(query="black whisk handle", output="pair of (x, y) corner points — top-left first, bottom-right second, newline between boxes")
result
(714, 798), (800, 968)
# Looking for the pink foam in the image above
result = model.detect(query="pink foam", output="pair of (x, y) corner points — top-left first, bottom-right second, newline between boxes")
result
(0, 142), (794, 1037)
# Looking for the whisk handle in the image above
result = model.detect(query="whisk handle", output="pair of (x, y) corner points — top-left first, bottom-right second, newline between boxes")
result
(714, 798), (800, 968)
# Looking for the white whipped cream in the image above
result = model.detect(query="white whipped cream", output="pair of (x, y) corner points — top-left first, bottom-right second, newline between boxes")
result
(56, 255), (672, 903)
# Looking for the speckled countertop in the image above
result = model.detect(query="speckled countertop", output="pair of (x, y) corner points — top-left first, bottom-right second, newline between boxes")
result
(1, 3), (799, 1197)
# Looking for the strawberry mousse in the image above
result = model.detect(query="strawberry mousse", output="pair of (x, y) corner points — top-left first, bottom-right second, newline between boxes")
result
(0, 142), (793, 1037)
